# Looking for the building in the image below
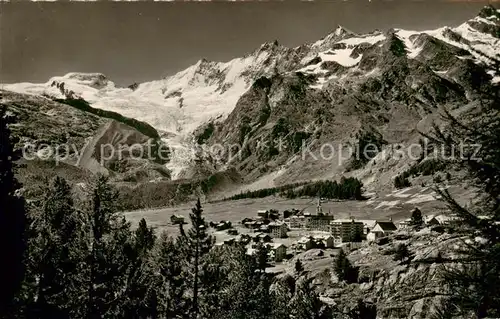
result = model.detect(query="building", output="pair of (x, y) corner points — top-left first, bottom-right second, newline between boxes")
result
(215, 221), (232, 231)
(249, 233), (272, 243)
(268, 222), (288, 238)
(367, 221), (398, 242)
(285, 215), (306, 229)
(297, 236), (314, 251)
(398, 218), (412, 229)
(316, 197), (323, 215)
(358, 220), (377, 235)
(307, 215), (335, 231)
(305, 198), (335, 231)
(236, 234), (251, 245)
(170, 215), (185, 225)
(323, 235), (335, 248)
(330, 219), (364, 243)
(244, 220), (263, 230)
(259, 225), (270, 233)
(425, 214), (461, 226)
(313, 235), (335, 248)
(267, 243), (287, 262)
(258, 233), (272, 243)
(257, 210), (268, 218)
(333, 236), (342, 246)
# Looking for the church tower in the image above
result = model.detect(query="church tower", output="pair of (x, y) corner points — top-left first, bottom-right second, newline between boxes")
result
(316, 197), (323, 215)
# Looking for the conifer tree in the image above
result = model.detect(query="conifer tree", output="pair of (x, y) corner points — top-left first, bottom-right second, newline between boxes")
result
(271, 280), (293, 319)
(335, 250), (357, 283)
(254, 242), (270, 272)
(123, 218), (156, 317)
(0, 106), (27, 315)
(179, 198), (214, 317)
(424, 46), (500, 316)
(295, 259), (304, 274)
(27, 176), (87, 317)
(290, 278), (332, 319)
(348, 299), (377, 319)
(152, 232), (187, 318)
(85, 175), (133, 317)
(410, 208), (424, 228)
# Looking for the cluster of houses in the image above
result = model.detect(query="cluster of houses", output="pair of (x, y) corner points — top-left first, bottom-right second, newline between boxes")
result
(215, 232), (288, 262)
(241, 209), (288, 238)
(175, 200), (466, 265)
(236, 199), (402, 247)
(398, 212), (462, 228)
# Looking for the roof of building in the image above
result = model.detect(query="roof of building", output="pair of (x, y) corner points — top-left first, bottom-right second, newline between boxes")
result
(357, 219), (377, 228)
(268, 222), (286, 227)
(331, 219), (363, 224)
(266, 243), (286, 249)
(310, 215), (334, 220)
(298, 236), (313, 243)
(425, 214), (460, 223)
(313, 234), (333, 240)
(375, 221), (397, 231)
(250, 232), (263, 238)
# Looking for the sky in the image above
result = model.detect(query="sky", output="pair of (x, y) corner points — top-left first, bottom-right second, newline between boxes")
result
(0, 1), (496, 86)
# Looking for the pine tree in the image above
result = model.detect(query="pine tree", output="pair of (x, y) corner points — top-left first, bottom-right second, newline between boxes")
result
(410, 208), (424, 228)
(135, 218), (155, 255)
(255, 242), (270, 272)
(179, 198), (214, 318)
(0, 106), (27, 315)
(123, 218), (156, 317)
(423, 45), (500, 316)
(248, 274), (273, 318)
(27, 176), (87, 317)
(335, 250), (357, 283)
(290, 278), (332, 319)
(393, 243), (411, 263)
(198, 246), (233, 318)
(152, 232), (187, 318)
(270, 280), (293, 319)
(295, 259), (304, 274)
(348, 299), (377, 319)
(85, 175), (133, 317)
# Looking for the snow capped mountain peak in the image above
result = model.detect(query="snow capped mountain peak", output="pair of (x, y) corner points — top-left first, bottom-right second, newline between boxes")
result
(478, 5), (500, 20)
(3, 6), (499, 179)
(311, 26), (357, 50)
(49, 72), (112, 90)
(259, 40), (280, 51)
(334, 25), (351, 36)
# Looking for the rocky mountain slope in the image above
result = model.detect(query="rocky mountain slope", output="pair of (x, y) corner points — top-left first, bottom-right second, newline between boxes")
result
(204, 6), (499, 195)
(275, 225), (471, 318)
(2, 5), (499, 203)
(0, 90), (171, 202)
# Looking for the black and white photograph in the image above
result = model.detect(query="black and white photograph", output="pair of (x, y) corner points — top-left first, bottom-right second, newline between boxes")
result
(1, 0), (499, 318)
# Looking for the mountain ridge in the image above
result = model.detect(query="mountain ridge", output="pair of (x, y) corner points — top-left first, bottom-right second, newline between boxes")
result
(2, 5), (499, 198)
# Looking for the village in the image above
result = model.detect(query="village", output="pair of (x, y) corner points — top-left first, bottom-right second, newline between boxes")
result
(170, 198), (461, 267)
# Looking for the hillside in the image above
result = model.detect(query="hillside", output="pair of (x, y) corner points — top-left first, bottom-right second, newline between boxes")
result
(273, 225), (470, 318)
(0, 90), (172, 202)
